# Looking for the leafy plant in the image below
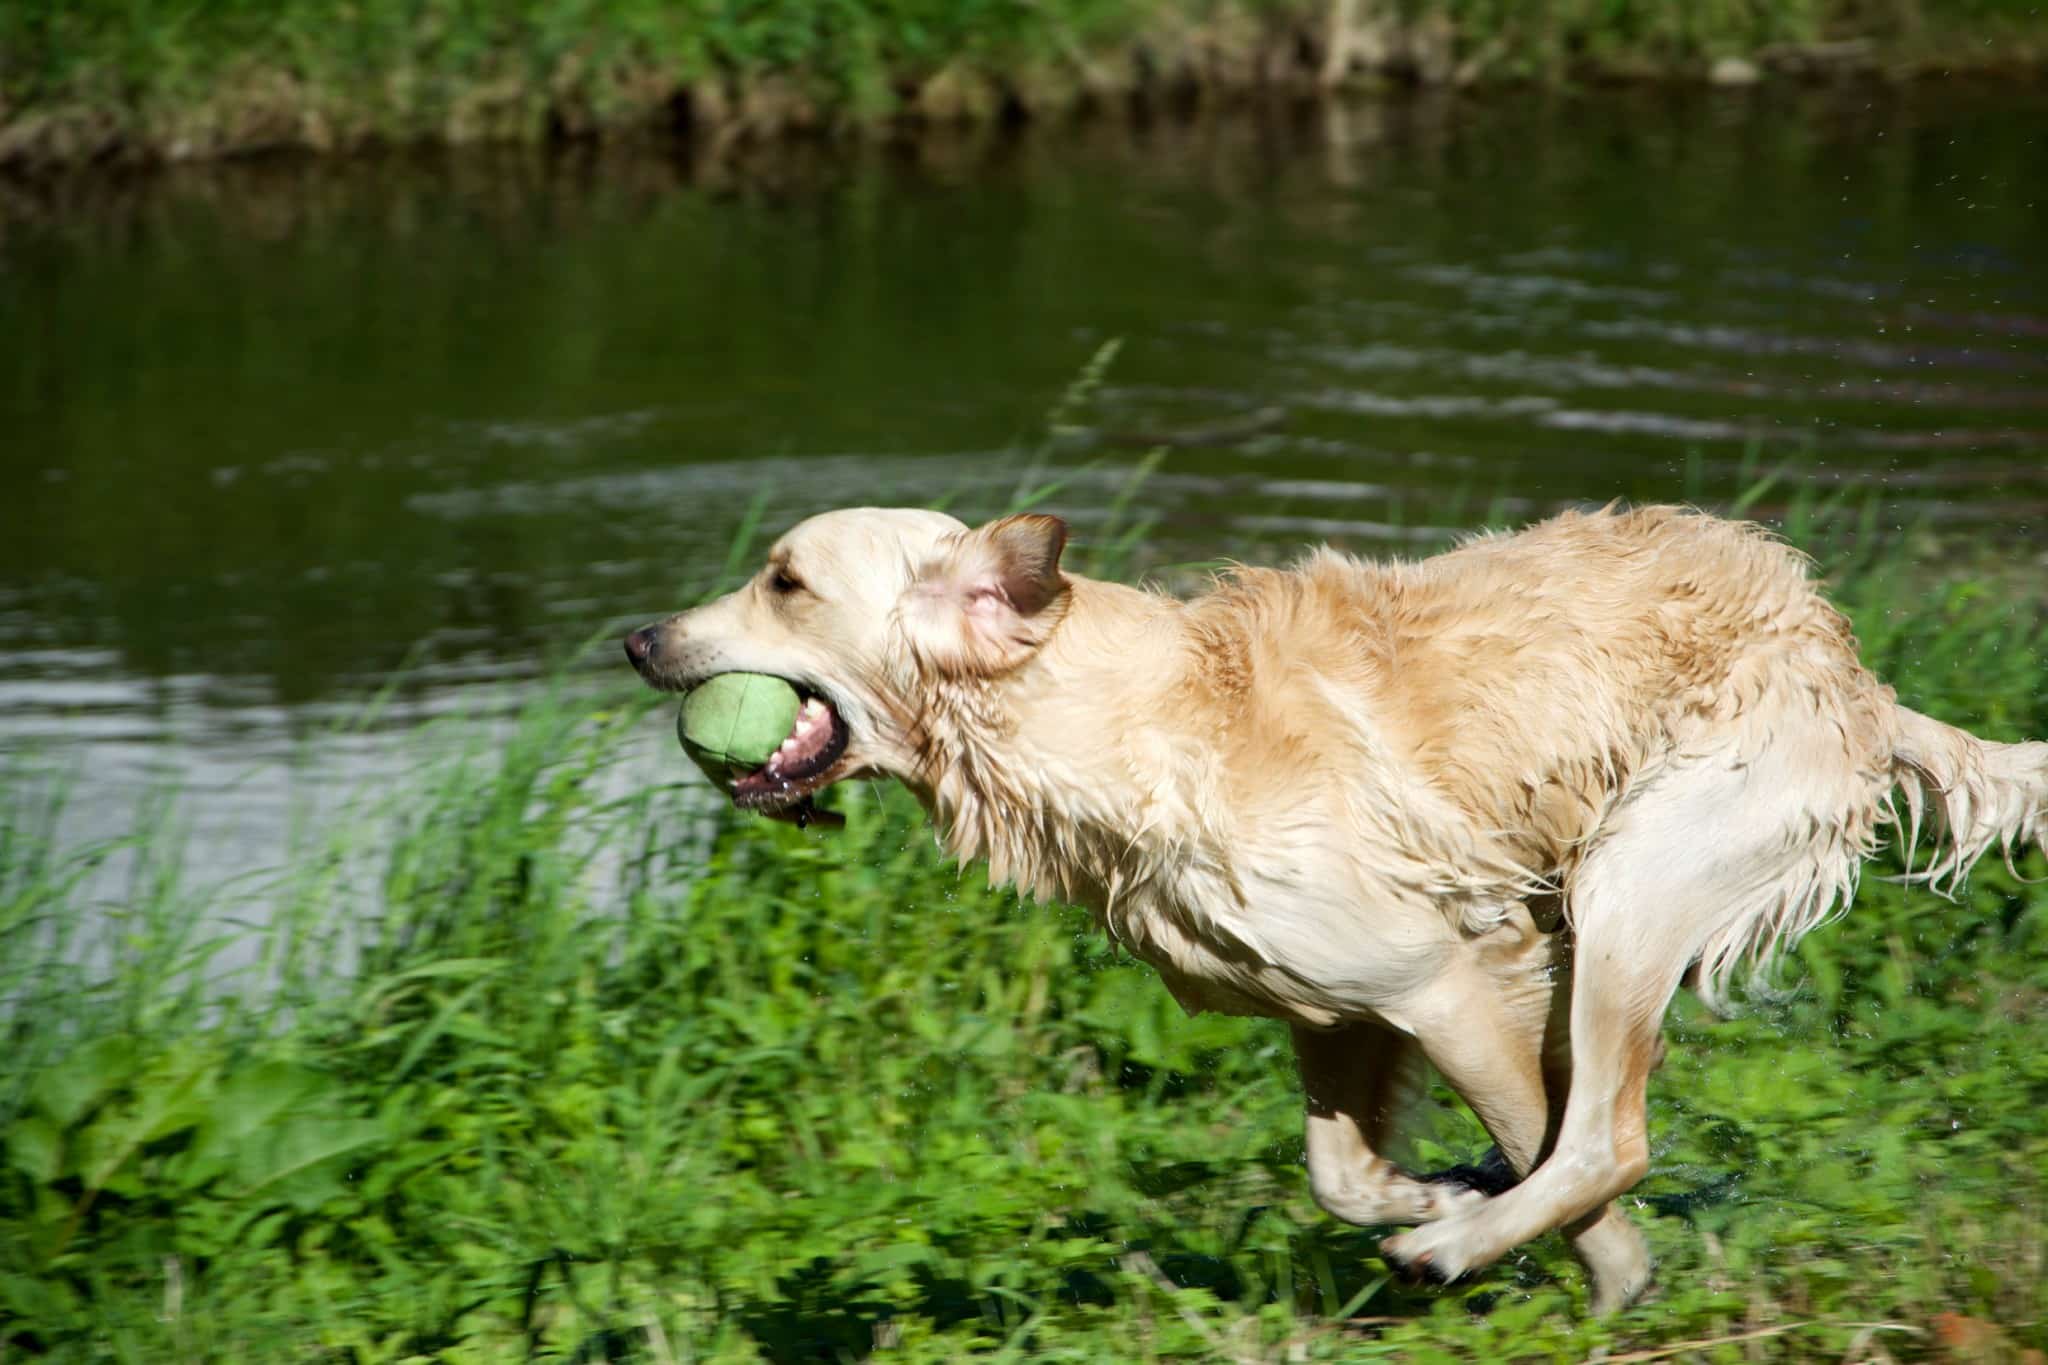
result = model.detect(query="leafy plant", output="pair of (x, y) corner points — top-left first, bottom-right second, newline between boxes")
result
(1, 479), (2043, 1360)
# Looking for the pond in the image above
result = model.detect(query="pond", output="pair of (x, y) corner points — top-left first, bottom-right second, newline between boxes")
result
(3, 83), (2044, 886)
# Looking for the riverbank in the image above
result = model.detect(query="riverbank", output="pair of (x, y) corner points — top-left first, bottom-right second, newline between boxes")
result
(3, 486), (2045, 1359)
(3, 0), (2045, 168)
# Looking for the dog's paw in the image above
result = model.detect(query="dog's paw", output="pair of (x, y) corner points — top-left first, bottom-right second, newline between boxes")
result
(1417, 1179), (1492, 1222)
(1380, 1219), (1488, 1289)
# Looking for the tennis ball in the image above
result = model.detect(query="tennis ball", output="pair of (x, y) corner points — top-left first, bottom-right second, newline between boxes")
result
(677, 673), (801, 771)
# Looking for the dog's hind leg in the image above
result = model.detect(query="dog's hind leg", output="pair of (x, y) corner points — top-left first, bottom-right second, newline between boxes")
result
(1402, 907), (1653, 1313)
(1293, 1020), (1498, 1226)
(1383, 742), (1839, 1310)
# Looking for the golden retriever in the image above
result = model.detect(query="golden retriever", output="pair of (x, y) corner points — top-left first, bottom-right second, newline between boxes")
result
(624, 504), (2047, 1313)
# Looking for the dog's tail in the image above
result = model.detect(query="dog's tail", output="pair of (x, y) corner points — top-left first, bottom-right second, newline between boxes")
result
(1890, 706), (2048, 894)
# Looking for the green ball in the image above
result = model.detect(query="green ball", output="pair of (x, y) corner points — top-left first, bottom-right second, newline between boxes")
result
(678, 673), (801, 771)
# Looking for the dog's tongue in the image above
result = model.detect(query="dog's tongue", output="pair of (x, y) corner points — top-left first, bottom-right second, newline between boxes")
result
(763, 697), (837, 779)
(726, 694), (850, 827)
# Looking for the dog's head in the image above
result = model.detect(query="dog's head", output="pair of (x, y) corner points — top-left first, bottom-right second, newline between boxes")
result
(625, 507), (1070, 816)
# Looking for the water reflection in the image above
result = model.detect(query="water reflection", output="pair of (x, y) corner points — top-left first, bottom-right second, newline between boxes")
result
(2, 84), (2042, 885)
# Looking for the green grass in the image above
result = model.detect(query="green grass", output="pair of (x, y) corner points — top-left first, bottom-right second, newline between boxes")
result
(3, 0), (2045, 164)
(1, 483), (2044, 1361)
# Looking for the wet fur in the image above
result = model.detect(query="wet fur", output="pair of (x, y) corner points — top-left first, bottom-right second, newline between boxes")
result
(629, 503), (2048, 1314)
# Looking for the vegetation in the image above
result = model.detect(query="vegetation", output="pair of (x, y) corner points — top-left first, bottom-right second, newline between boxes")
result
(2, 0), (2045, 165)
(2, 470), (2044, 1361)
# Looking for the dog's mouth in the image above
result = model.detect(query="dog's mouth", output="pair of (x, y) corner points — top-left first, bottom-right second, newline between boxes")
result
(726, 685), (852, 812)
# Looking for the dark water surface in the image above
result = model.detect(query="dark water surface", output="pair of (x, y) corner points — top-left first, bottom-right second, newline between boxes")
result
(4, 86), (2045, 881)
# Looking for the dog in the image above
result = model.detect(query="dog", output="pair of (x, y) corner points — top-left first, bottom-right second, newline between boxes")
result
(624, 503), (2048, 1313)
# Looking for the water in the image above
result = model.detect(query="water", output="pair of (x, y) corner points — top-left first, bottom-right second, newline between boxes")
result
(3, 85), (2044, 887)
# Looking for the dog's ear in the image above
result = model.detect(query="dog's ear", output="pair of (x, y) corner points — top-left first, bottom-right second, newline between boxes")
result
(903, 514), (1070, 677)
(963, 514), (1068, 617)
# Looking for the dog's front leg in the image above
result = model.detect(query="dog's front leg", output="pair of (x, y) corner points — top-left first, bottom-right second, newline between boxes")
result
(1293, 1020), (1503, 1227)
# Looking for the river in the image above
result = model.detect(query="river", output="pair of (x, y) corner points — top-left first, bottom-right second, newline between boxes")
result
(3, 83), (2043, 892)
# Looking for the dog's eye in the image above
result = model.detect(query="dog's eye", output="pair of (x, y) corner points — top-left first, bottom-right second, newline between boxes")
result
(769, 568), (805, 596)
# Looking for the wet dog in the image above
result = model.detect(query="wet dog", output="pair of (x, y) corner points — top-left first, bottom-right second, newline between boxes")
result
(625, 504), (2048, 1312)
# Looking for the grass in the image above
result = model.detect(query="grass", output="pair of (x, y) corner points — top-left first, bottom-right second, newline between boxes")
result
(1, 463), (2044, 1361)
(2, 0), (2045, 165)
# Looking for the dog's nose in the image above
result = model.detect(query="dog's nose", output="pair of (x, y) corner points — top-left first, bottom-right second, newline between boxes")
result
(623, 627), (658, 669)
